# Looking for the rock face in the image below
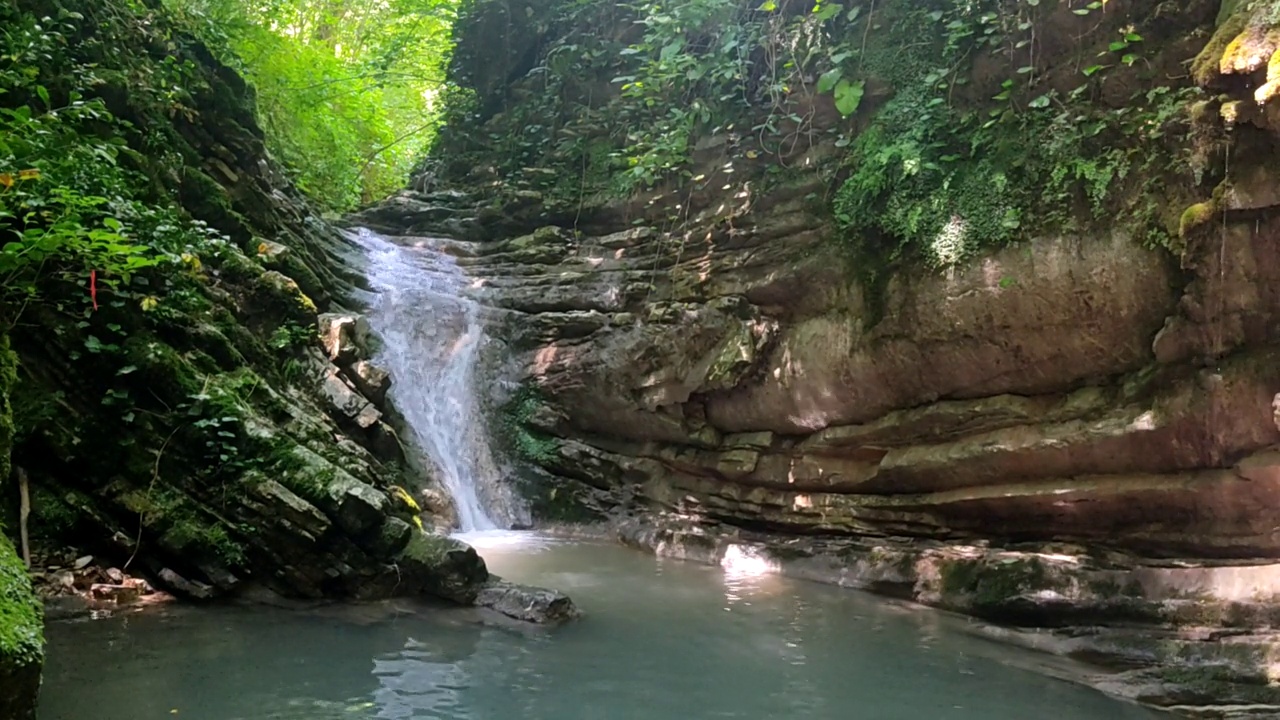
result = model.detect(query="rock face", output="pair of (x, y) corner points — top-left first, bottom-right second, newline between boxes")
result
(0, 0), (573, 632)
(349, 0), (1280, 712)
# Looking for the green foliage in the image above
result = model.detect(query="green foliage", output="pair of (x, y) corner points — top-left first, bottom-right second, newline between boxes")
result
(831, 2), (1201, 270)
(0, 531), (42, 668)
(437, 0), (871, 203)
(269, 321), (315, 351)
(0, 8), (229, 321)
(168, 0), (460, 211)
(500, 383), (560, 466)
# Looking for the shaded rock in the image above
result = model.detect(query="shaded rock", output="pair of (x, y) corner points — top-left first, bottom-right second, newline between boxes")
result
(475, 580), (580, 624)
(247, 478), (331, 538)
(329, 478), (390, 536)
(157, 568), (214, 599)
(317, 361), (380, 428)
(389, 533), (489, 604)
(366, 517), (414, 559)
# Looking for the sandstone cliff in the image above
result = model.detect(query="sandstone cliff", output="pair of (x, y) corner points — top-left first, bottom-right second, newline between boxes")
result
(355, 0), (1280, 712)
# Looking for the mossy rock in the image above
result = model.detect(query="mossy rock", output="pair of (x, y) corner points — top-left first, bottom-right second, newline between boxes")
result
(394, 532), (490, 603)
(1194, 1), (1280, 86)
(0, 533), (42, 720)
(1179, 199), (1220, 238)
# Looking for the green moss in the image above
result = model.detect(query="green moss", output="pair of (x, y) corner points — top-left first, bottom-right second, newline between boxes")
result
(1193, 10), (1252, 85)
(149, 489), (247, 568)
(124, 335), (203, 404)
(1179, 200), (1220, 238)
(0, 531), (43, 720)
(500, 382), (561, 466)
(939, 557), (1049, 607)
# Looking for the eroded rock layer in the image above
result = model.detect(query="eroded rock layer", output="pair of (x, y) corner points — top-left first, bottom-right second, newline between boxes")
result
(353, 0), (1280, 713)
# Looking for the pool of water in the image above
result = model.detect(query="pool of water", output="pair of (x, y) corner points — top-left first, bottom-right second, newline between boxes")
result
(40, 536), (1162, 720)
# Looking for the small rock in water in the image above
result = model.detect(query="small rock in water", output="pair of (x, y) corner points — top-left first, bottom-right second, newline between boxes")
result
(475, 580), (580, 624)
(56, 570), (76, 590)
(106, 567), (126, 583)
(90, 583), (142, 604)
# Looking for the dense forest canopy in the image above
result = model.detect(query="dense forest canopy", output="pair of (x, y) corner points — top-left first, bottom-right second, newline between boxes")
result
(167, 0), (461, 210)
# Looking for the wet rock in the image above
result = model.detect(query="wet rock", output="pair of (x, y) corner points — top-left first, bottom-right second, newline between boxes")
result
(475, 580), (580, 624)
(248, 478), (331, 538)
(330, 479), (390, 536)
(387, 533), (490, 604)
(366, 517), (414, 559)
(157, 568), (215, 599)
(349, 359), (391, 404)
(318, 312), (371, 364)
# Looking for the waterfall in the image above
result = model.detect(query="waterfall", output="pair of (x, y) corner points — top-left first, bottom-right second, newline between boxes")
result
(348, 228), (504, 533)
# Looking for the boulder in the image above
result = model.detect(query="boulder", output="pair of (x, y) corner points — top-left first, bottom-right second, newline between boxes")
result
(329, 479), (390, 536)
(348, 360), (391, 405)
(318, 312), (371, 365)
(475, 579), (580, 624)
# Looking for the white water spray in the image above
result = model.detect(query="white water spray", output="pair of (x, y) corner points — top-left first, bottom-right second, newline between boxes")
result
(349, 228), (503, 532)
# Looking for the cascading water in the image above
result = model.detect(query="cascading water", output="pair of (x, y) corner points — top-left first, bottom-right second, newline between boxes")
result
(348, 227), (508, 533)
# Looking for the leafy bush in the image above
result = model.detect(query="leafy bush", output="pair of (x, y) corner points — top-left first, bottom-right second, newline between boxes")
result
(0, 7), (229, 324)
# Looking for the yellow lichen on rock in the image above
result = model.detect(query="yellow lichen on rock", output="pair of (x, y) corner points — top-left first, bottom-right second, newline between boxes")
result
(1257, 48), (1280, 104)
(1192, 2), (1280, 90)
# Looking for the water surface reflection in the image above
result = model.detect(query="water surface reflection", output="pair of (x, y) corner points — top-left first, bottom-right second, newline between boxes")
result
(42, 539), (1162, 720)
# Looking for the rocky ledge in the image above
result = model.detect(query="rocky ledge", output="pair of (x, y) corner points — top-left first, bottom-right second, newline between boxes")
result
(614, 514), (1280, 718)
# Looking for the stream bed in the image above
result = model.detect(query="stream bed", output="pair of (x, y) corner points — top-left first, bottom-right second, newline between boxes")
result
(40, 536), (1161, 720)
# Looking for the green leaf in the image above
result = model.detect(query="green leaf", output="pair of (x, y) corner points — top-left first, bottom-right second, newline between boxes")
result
(36, 85), (50, 108)
(1028, 94), (1051, 108)
(1082, 64), (1106, 76)
(1109, 41), (1128, 52)
(816, 68), (843, 94)
(833, 79), (865, 116)
(813, 2), (842, 21)
(758, 0), (777, 10)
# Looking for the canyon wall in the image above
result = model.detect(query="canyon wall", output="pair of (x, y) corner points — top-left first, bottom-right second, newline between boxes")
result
(356, 0), (1280, 712)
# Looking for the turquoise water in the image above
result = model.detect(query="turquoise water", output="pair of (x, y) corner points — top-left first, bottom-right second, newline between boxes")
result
(40, 537), (1160, 720)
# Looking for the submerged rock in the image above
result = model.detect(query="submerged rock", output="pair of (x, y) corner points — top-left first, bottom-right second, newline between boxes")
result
(475, 580), (579, 624)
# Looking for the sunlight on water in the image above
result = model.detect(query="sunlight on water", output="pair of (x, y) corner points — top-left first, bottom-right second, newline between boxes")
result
(720, 543), (778, 579)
